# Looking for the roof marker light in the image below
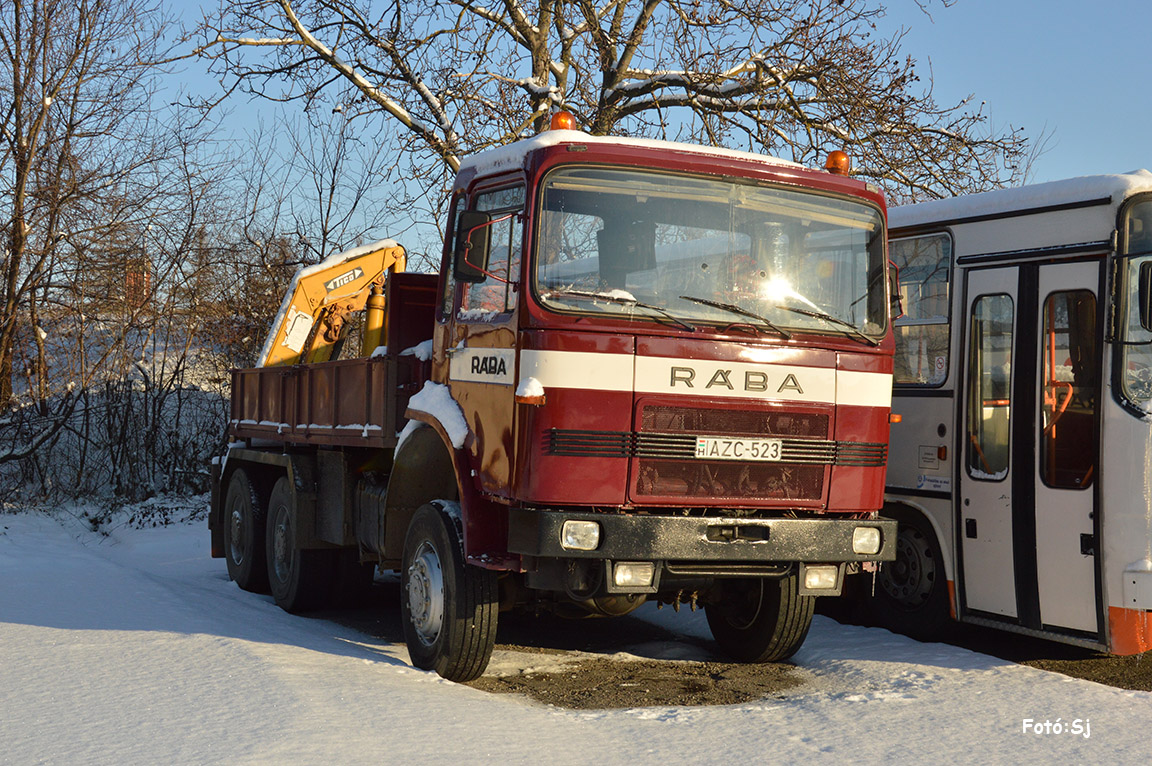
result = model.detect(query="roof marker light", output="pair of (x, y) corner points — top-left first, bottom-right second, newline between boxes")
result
(825, 150), (851, 176)
(550, 111), (577, 131)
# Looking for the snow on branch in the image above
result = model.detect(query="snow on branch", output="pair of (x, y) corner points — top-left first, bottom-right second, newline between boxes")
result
(193, 0), (1031, 201)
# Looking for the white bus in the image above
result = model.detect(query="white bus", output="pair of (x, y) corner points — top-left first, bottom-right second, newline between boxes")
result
(866, 170), (1152, 654)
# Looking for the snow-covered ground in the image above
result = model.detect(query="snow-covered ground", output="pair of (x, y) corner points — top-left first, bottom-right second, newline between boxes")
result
(2, 509), (1150, 765)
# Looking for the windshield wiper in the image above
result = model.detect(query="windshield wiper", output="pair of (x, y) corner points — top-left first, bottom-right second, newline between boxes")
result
(773, 304), (879, 346)
(678, 295), (791, 339)
(546, 289), (697, 332)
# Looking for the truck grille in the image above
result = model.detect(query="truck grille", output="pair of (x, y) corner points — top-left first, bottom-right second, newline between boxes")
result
(545, 405), (885, 504)
(640, 406), (828, 438)
(634, 459), (825, 501)
(636, 404), (828, 502)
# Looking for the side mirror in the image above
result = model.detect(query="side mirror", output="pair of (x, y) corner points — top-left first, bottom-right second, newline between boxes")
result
(454, 210), (492, 283)
(1139, 261), (1152, 331)
(888, 260), (905, 321)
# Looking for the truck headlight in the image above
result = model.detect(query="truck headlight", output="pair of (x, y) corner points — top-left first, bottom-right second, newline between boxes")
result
(803, 564), (840, 591)
(613, 562), (655, 588)
(852, 526), (882, 555)
(560, 520), (600, 551)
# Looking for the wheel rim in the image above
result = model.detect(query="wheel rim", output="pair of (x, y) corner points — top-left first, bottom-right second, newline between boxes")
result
(228, 503), (245, 565)
(271, 504), (292, 585)
(719, 579), (765, 630)
(407, 540), (445, 646)
(879, 526), (935, 608)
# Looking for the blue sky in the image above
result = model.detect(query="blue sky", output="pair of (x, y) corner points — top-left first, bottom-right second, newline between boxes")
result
(879, 0), (1150, 183)
(189, 0), (1149, 188)
(180, 0), (1148, 257)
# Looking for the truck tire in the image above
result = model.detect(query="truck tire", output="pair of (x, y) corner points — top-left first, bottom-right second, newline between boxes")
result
(266, 476), (336, 613)
(705, 574), (815, 662)
(872, 510), (950, 641)
(401, 502), (497, 682)
(223, 468), (269, 593)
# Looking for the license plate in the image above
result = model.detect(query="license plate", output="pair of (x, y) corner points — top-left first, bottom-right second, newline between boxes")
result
(694, 436), (782, 461)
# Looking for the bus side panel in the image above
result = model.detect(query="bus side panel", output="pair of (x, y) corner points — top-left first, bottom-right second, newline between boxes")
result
(886, 393), (954, 496)
(1100, 394), (1152, 652)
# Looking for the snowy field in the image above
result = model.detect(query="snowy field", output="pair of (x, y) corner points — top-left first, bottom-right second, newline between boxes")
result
(2, 508), (1150, 765)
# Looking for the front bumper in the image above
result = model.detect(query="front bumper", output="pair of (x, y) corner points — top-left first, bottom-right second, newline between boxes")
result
(507, 508), (897, 564)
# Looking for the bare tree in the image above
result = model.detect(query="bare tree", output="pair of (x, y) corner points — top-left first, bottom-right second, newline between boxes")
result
(0, 1), (262, 503)
(0, 0), (179, 406)
(191, 0), (1028, 207)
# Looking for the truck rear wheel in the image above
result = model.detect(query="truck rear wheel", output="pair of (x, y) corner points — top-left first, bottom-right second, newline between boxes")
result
(266, 476), (335, 613)
(223, 468), (269, 593)
(401, 502), (497, 682)
(705, 574), (815, 662)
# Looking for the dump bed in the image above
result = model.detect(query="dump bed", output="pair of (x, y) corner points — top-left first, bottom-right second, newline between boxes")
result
(228, 271), (438, 448)
(229, 356), (422, 448)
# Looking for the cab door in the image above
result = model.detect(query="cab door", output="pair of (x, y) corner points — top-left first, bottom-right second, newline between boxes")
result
(444, 184), (525, 496)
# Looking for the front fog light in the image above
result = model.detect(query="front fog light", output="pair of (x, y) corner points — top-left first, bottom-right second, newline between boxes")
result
(803, 564), (840, 591)
(852, 526), (882, 555)
(613, 562), (655, 588)
(561, 520), (600, 551)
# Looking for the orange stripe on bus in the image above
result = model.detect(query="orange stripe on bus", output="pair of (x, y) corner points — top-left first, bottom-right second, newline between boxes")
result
(1108, 607), (1152, 655)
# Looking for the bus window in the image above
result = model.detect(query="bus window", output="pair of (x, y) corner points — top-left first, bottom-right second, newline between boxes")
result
(967, 294), (1013, 480)
(1040, 290), (1097, 489)
(890, 233), (952, 385)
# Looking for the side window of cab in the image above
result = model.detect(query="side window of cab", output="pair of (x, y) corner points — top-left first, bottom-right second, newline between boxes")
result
(458, 185), (525, 319)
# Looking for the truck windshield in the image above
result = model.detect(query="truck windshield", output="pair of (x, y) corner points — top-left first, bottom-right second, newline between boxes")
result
(1119, 199), (1152, 410)
(534, 166), (886, 339)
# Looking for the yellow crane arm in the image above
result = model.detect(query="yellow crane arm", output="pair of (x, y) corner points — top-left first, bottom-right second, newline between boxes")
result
(257, 240), (407, 367)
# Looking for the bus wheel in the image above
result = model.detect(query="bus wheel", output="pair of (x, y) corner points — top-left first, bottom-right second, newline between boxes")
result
(705, 574), (815, 662)
(401, 502), (498, 682)
(223, 468), (269, 594)
(874, 512), (950, 640)
(266, 477), (335, 613)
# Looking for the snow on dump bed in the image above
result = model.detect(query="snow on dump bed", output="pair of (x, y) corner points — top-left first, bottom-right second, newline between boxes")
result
(459, 130), (804, 177)
(889, 170), (1152, 230)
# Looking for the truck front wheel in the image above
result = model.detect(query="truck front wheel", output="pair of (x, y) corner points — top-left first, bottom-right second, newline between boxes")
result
(401, 502), (497, 682)
(266, 477), (335, 613)
(223, 468), (269, 593)
(705, 574), (815, 662)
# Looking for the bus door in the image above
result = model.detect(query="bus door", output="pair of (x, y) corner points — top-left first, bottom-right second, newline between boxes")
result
(959, 267), (1019, 618)
(1033, 260), (1100, 635)
(959, 261), (1102, 635)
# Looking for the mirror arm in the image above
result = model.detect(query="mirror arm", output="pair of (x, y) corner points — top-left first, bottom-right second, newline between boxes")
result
(461, 212), (517, 284)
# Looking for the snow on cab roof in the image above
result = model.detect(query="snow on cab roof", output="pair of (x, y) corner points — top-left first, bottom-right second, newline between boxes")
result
(458, 130), (803, 176)
(889, 169), (1152, 230)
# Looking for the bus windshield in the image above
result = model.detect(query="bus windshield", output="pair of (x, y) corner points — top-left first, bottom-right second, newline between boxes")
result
(1119, 199), (1152, 410)
(533, 167), (887, 340)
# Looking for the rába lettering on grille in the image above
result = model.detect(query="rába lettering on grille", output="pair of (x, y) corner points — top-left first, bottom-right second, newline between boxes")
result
(670, 366), (804, 395)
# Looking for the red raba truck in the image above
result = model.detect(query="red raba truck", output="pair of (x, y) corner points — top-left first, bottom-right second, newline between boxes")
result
(209, 118), (899, 681)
